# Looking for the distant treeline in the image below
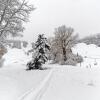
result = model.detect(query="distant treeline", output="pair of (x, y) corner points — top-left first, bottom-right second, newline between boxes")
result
(78, 33), (100, 46)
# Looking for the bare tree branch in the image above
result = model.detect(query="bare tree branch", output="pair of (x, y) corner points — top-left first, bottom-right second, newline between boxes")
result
(0, 0), (34, 40)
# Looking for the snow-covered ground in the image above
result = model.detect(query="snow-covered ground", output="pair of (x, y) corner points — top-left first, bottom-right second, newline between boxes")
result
(72, 43), (100, 67)
(0, 48), (51, 100)
(0, 64), (50, 100)
(41, 65), (100, 100)
(40, 43), (100, 100)
(0, 43), (100, 100)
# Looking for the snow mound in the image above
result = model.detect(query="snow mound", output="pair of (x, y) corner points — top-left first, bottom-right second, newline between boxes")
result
(72, 43), (99, 57)
(72, 43), (100, 67)
(3, 48), (31, 66)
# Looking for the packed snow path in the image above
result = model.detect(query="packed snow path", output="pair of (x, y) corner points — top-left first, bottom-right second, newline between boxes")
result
(18, 68), (53, 100)
(40, 66), (100, 100)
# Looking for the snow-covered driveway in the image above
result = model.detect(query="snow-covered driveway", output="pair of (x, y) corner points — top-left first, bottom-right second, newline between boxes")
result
(41, 66), (100, 100)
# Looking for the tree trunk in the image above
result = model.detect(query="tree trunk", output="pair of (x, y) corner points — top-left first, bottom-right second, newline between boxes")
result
(62, 47), (67, 61)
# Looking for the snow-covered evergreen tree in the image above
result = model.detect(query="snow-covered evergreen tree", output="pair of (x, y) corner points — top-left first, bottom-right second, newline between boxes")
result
(26, 34), (50, 70)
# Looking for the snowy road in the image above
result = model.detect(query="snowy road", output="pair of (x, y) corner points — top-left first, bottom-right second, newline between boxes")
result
(40, 66), (100, 100)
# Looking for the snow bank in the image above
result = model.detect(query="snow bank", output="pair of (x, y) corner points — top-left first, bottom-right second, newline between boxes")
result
(3, 48), (32, 67)
(72, 43), (100, 57)
(72, 43), (100, 67)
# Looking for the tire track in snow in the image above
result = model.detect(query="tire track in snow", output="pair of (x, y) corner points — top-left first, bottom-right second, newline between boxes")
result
(18, 68), (54, 100)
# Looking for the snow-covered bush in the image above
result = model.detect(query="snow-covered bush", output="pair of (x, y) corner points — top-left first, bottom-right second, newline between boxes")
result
(0, 44), (7, 59)
(50, 52), (83, 66)
(65, 54), (83, 66)
(57, 53), (83, 65)
(65, 59), (77, 65)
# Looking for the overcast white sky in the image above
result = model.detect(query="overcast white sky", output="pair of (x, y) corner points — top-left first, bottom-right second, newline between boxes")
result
(22, 0), (100, 42)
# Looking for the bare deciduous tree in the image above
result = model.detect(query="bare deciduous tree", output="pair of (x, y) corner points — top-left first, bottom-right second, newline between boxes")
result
(50, 25), (78, 62)
(0, 0), (34, 41)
